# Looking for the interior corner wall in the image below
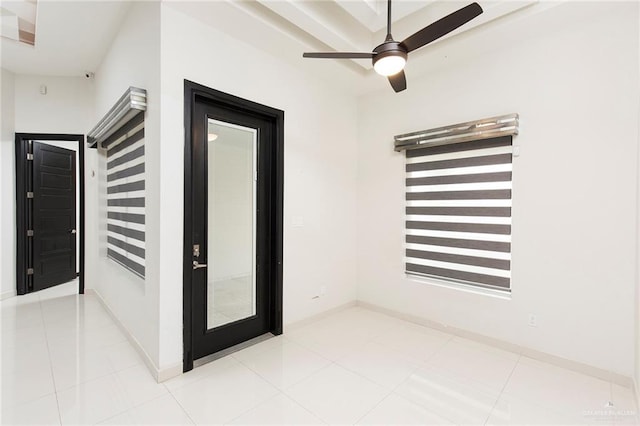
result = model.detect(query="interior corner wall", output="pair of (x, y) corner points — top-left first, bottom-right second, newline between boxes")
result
(89, 1), (162, 372)
(357, 1), (639, 377)
(1, 68), (16, 299)
(158, 3), (359, 368)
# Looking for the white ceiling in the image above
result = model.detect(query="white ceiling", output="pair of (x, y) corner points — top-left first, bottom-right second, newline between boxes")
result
(255, 0), (537, 72)
(0, 1), (131, 76)
(0, 0), (536, 85)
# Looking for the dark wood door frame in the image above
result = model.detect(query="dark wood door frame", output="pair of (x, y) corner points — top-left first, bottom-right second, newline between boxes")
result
(183, 80), (284, 372)
(15, 133), (85, 296)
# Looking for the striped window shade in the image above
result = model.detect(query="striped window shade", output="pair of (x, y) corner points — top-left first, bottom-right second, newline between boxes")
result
(104, 111), (146, 278)
(403, 134), (513, 291)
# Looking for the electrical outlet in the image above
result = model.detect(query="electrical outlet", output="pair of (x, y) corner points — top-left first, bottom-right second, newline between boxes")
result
(528, 314), (537, 327)
(320, 286), (326, 296)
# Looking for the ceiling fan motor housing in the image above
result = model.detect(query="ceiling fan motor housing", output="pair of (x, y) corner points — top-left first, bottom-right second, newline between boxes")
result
(372, 40), (408, 68)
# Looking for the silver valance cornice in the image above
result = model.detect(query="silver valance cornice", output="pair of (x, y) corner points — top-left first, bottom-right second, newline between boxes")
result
(87, 87), (147, 148)
(394, 113), (519, 152)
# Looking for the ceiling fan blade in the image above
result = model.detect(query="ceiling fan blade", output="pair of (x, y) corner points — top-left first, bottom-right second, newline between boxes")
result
(401, 3), (483, 53)
(388, 70), (407, 93)
(303, 52), (374, 59)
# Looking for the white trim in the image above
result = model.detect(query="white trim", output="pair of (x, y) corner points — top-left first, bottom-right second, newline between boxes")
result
(0, 290), (17, 300)
(88, 288), (181, 383)
(358, 300), (635, 388)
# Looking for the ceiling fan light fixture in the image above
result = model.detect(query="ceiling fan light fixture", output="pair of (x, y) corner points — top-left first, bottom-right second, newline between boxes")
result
(373, 54), (406, 76)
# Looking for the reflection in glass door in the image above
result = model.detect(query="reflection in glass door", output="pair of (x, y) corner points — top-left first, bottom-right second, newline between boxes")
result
(207, 119), (257, 330)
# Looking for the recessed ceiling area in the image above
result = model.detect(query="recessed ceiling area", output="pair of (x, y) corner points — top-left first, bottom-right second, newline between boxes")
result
(1, 0), (38, 46)
(0, 0), (536, 89)
(0, 1), (131, 76)
(252, 0), (537, 72)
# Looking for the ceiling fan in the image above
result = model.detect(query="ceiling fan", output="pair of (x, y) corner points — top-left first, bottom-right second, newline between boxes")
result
(303, 1), (483, 93)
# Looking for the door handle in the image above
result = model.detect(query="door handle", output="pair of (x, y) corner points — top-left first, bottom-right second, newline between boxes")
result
(193, 260), (208, 270)
(69, 229), (77, 234)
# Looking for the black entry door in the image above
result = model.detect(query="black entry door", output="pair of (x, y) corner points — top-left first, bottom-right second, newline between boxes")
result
(32, 142), (77, 291)
(184, 82), (283, 369)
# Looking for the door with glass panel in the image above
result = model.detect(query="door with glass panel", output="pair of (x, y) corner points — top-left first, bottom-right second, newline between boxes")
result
(185, 84), (283, 369)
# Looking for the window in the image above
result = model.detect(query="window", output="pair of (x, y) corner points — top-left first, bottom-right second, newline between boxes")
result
(396, 114), (518, 292)
(104, 112), (146, 278)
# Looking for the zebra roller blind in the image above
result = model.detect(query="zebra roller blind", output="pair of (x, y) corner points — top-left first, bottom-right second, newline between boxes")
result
(404, 135), (513, 291)
(104, 111), (146, 278)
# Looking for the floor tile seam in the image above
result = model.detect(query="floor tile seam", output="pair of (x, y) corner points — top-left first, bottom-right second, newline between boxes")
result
(384, 378), (463, 426)
(421, 334), (455, 365)
(351, 387), (397, 425)
(42, 318), (121, 336)
(42, 316), (126, 337)
(164, 358), (241, 393)
(421, 360), (518, 399)
(481, 353), (522, 425)
(67, 370), (161, 424)
(291, 359), (396, 424)
(39, 295), (64, 426)
(332, 351), (423, 392)
(96, 392), (172, 425)
(222, 391), (318, 426)
(202, 373), (283, 426)
(492, 355), (600, 423)
(231, 345), (332, 392)
(46, 340), (131, 360)
(52, 367), (122, 393)
(165, 389), (198, 425)
(281, 361), (337, 399)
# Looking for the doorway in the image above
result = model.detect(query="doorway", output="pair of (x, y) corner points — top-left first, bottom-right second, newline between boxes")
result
(15, 133), (85, 295)
(183, 81), (283, 372)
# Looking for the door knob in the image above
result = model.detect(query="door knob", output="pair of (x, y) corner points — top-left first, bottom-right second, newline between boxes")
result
(193, 260), (207, 270)
(69, 229), (77, 234)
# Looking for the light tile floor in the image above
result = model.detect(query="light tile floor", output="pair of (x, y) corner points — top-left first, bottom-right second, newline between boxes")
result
(1, 281), (638, 425)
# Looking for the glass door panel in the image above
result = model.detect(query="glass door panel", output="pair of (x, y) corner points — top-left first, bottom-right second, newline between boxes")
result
(206, 119), (257, 330)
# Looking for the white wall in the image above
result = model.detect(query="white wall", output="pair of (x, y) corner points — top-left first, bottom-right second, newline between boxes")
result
(0, 71), (93, 299)
(89, 1), (163, 372)
(158, 2), (359, 368)
(357, 1), (639, 377)
(1, 68), (16, 299)
(13, 75), (94, 134)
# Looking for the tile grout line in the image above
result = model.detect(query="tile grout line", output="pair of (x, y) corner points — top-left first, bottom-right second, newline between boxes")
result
(38, 292), (64, 426)
(165, 388), (198, 425)
(482, 353), (522, 425)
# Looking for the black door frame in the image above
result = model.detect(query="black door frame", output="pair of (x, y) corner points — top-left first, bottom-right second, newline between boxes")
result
(183, 80), (284, 372)
(15, 133), (85, 296)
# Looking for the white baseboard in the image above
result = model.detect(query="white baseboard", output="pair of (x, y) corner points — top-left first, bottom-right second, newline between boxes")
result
(0, 290), (17, 300)
(358, 301), (634, 388)
(87, 289), (182, 383)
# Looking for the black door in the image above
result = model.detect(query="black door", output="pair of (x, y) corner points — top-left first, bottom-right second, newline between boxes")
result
(184, 82), (283, 369)
(32, 142), (77, 291)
